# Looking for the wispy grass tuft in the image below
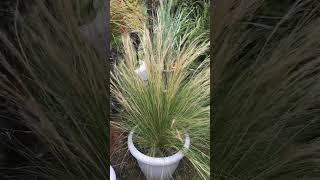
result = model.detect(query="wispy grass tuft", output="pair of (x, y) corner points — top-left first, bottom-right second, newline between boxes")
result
(0, 0), (108, 179)
(213, 0), (320, 179)
(173, 0), (209, 41)
(110, 0), (147, 46)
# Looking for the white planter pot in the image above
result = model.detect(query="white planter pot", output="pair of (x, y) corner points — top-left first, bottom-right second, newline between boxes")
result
(128, 130), (190, 180)
(110, 165), (116, 180)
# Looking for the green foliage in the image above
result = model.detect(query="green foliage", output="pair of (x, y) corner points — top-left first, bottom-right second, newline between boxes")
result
(174, 0), (209, 39)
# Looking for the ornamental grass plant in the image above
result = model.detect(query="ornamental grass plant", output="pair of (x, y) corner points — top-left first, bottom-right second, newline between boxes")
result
(111, 0), (210, 179)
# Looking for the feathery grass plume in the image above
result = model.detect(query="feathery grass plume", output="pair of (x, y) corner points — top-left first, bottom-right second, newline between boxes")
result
(213, 0), (320, 179)
(110, 0), (146, 45)
(0, 0), (108, 179)
(111, 0), (210, 178)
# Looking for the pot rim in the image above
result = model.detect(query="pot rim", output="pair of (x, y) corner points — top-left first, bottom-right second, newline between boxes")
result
(128, 129), (190, 166)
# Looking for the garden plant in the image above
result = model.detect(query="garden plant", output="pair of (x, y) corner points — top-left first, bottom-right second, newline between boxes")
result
(111, 0), (210, 179)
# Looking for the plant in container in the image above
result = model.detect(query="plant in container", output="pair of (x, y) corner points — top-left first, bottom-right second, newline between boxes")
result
(111, 0), (210, 179)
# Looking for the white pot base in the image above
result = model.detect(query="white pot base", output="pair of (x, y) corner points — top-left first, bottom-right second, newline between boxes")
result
(128, 130), (190, 180)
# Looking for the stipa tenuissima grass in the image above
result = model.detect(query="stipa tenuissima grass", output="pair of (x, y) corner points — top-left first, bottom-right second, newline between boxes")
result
(111, 0), (210, 179)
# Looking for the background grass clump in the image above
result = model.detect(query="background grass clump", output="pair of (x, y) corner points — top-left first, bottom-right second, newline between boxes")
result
(0, 0), (108, 179)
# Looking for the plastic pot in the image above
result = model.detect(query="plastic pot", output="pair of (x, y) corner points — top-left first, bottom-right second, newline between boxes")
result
(110, 165), (116, 180)
(128, 130), (190, 180)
